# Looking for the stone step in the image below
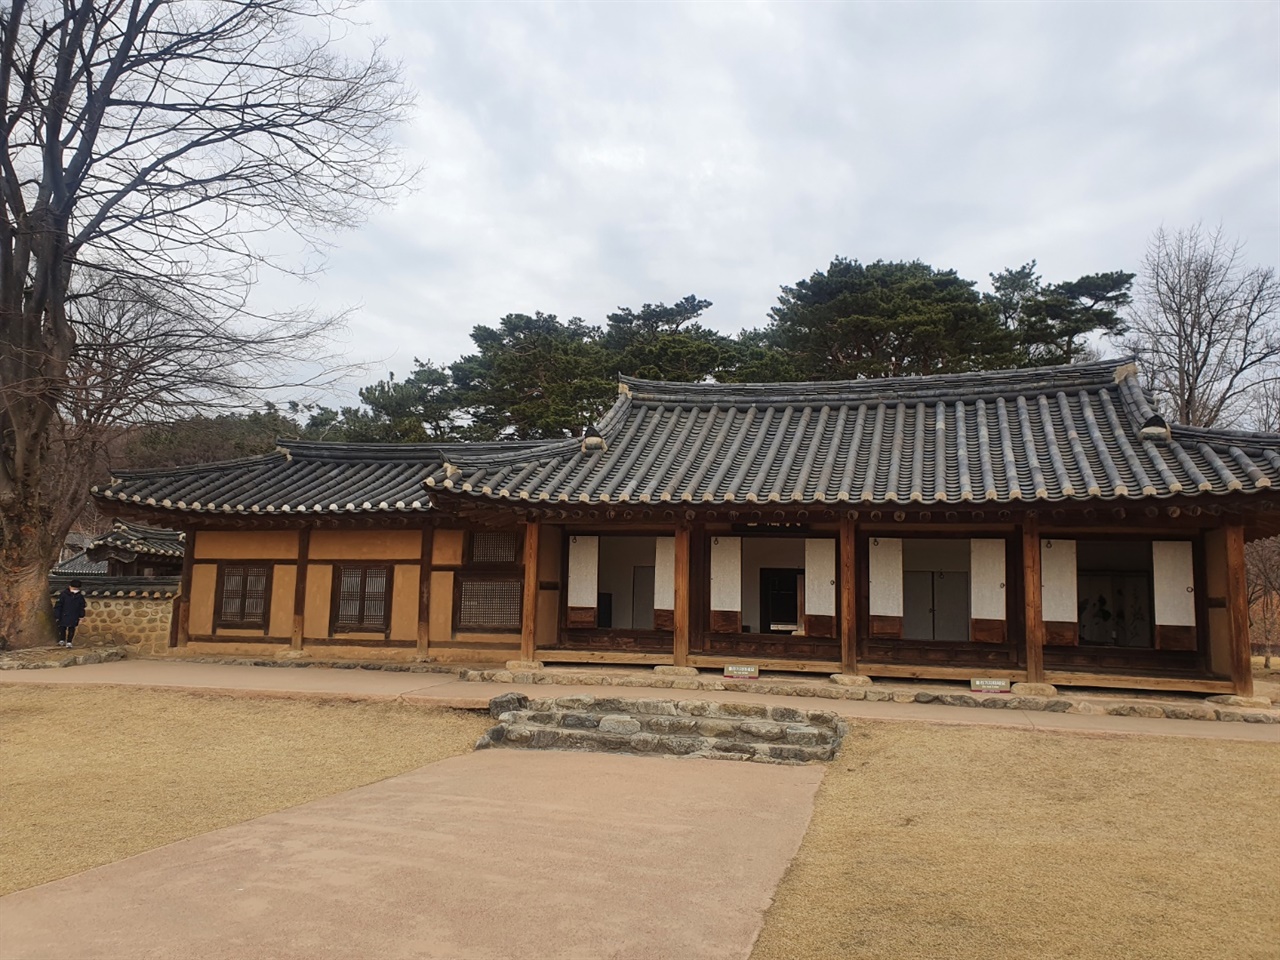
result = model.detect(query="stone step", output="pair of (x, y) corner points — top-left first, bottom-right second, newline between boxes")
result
(474, 693), (848, 765)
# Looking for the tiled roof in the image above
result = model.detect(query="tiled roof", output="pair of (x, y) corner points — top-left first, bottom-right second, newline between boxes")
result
(93, 441), (545, 516)
(86, 521), (185, 560)
(424, 359), (1280, 507)
(52, 551), (109, 576)
(48, 574), (181, 598)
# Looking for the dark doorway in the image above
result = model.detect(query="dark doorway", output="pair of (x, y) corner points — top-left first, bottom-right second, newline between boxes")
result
(760, 568), (802, 634)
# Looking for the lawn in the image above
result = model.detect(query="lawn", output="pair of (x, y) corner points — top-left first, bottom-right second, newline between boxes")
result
(0, 686), (490, 895)
(752, 722), (1280, 960)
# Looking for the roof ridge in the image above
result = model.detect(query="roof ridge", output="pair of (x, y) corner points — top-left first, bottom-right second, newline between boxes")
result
(105, 450), (286, 483)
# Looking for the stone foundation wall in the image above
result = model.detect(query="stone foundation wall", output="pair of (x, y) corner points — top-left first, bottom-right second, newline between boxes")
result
(76, 596), (173, 654)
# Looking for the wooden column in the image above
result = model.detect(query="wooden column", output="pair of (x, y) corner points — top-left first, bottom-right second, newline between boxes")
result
(291, 526), (311, 650)
(673, 521), (691, 666)
(839, 513), (858, 674)
(417, 527), (433, 657)
(1021, 517), (1045, 683)
(172, 526), (196, 647)
(1224, 523), (1254, 696)
(520, 518), (540, 661)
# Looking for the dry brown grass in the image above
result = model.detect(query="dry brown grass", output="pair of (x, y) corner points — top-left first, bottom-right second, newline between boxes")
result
(0, 686), (490, 895)
(753, 722), (1280, 960)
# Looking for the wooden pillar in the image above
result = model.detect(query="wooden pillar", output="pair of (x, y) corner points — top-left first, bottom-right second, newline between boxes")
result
(673, 520), (691, 666)
(417, 527), (433, 657)
(1224, 523), (1254, 696)
(839, 513), (858, 674)
(172, 526), (196, 647)
(291, 526), (310, 650)
(520, 518), (540, 661)
(1021, 517), (1045, 683)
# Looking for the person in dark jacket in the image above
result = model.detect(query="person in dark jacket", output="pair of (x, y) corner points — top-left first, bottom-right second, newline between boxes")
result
(53, 580), (87, 648)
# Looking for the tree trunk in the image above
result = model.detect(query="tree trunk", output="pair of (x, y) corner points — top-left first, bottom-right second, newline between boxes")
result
(0, 516), (57, 650)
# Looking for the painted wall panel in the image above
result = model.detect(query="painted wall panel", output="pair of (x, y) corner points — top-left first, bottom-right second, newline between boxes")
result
(804, 539), (836, 618)
(868, 537), (903, 617)
(309, 529), (421, 561)
(390, 564), (421, 641)
(567, 535), (599, 608)
(268, 564), (297, 638)
(1040, 538), (1077, 623)
(303, 562), (333, 638)
(1152, 540), (1196, 626)
(970, 539), (1007, 621)
(428, 570), (454, 641)
(432, 529), (465, 566)
(189, 563), (217, 635)
(710, 536), (742, 612)
(193, 530), (298, 560)
(654, 537), (675, 611)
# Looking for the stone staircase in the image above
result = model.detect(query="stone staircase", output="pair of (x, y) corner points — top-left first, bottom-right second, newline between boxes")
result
(475, 692), (848, 764)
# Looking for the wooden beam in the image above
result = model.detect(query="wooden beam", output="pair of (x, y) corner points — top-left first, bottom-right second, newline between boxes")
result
(291, 526), (311, 651)
(840, 513), (858, 675)
(859, 662), (1028, 682)
(673, 520), (691, 667)
(540, 650), (671, 665)
(1022, 516), (1045, 683)
(1044, 671), (1236, 695)
(686, 655), (841, 674)
(1224, 523), (1254, 696)
(172, 526), (196, 648)
(521, 518), (540, 661)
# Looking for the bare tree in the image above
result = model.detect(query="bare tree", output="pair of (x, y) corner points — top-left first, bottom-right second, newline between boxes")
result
(1245, 538), (1280, 670)
(0, 1), (410, 648)
(1125, 224), (1280, 428)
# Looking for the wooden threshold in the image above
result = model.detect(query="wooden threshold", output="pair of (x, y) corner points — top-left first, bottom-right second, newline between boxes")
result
(538, 650), (672, 665)
(1045, 671), (1236, 695)
(686, 655), (841, 674)
(304, 638), (418, 649)
(188, 635), (289, 645)
(859, 662), (1028, 682)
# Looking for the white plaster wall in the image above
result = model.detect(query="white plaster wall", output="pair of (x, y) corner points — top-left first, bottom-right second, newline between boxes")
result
(970, 539), (1007, 621)
(1152, 540), (1196, 626)
(805, 539), (836, 618)
(566, 535), (598, 609)
(1041, 538), (1077, 622)
(654, 537), (674, 611)
(740, 537), (805, 633)
(710, 536), (742, 613)
(868, 537), (904, 617)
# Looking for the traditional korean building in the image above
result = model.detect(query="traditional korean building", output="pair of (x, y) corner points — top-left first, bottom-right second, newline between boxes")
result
(94, 358), (1280, 695)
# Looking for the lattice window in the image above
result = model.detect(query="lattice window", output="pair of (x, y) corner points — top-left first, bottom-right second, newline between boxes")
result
(457, 577), (522, 630)
(219, 564), (269, 627)
(333, 565), (390, 631)
(470, 531), (520, 565)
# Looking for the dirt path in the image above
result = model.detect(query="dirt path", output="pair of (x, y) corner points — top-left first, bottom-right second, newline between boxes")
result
(0, 750), (824, 960)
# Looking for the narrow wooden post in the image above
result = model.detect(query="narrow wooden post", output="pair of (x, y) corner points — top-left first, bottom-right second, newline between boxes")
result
(673, 520), (691, 666)
(1021, 517), (1045, 683)
(291, 526), (311, 651)
(172, 526), (195, 647)
(520, 518), (540, 661)
(1224, 523), (1254, 696)
(839, 513), (858, 675)
(418, 527), (433, 657)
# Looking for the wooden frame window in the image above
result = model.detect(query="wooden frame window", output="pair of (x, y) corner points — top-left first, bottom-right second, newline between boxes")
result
(331, 564), (391, 632)
(467, 531), (521, 565)
(456, 576), (524, 630)
(215, 563), (271, 628)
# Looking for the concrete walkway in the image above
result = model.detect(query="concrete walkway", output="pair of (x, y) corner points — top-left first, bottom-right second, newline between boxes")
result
(2, 659), (1277, 742)
(0, 750), (823, 960)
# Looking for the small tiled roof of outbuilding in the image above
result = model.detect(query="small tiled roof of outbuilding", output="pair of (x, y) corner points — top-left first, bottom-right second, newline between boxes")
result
(93, 441), (546, 516)
(51, 551), (109, 576)
(424, 359), (1280, 507)
(85, 520), (185, 560)
(47, 573), (181, 598)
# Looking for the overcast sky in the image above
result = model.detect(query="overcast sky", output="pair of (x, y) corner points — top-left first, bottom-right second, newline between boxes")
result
(262, 1), (1280, 403)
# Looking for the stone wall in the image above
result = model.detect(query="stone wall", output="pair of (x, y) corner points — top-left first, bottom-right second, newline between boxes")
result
(75, 596), (173, 654)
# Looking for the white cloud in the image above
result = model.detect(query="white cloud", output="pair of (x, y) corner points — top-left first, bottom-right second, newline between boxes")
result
(249, 0), (1280, 404)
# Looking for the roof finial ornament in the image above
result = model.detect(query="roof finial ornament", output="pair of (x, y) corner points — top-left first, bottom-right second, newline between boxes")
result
(581, 424), (608, 454)
(1140, 414), (1170, 443)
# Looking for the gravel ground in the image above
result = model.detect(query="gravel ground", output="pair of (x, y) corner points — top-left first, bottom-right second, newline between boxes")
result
(752, 721), (1279, 960)
(0, 686), (490, 895)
